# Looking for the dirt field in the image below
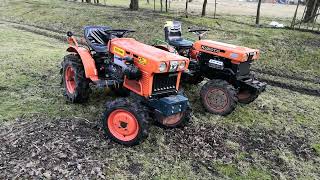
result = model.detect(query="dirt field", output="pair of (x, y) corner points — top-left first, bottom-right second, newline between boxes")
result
(0, 0), (320, 179)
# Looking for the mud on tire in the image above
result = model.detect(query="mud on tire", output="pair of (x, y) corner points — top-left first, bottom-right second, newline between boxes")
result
(237, 89), (259, 104)
(102, 98), (150, 146)
(200, 79), (237, 116)
(61, 54), (90, 103)
(156, 105), (192, 128)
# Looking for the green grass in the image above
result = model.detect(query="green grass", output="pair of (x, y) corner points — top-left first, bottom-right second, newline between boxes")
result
(1, 24), (319, 179)
(0, 25), (111, 121)
(0, 0), (320, 179)
(0, 0), (319, 79)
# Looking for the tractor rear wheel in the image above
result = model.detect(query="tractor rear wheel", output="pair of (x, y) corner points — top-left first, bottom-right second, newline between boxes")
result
(156, 106), (191, 128)
(61, 54), (90, 103)
(200, 79), (237, 116)
(237, 89), (259, 104)
(102, 98), (149, 146)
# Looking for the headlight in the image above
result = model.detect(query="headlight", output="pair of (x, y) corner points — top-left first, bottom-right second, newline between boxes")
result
(159, 62), (167, 72)
(178, 61), (186, 70)
(169, 61), (179, 72)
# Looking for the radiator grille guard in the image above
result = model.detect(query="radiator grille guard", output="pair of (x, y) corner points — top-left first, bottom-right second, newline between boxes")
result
(152, 72), (178, 96)
(237, 60), (251, 77)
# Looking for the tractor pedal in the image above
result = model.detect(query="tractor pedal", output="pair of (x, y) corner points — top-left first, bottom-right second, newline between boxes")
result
(93, 80), (118, 88)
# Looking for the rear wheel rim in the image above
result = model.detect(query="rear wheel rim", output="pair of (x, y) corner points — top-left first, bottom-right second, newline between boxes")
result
(65, 66), (76, 94)
(107, 109), (139, 141)
(205, 88), (229, 112)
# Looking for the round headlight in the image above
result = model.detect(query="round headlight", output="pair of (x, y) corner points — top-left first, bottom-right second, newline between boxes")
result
(179, 61), (186, 70)
(159, 62), (167, 72)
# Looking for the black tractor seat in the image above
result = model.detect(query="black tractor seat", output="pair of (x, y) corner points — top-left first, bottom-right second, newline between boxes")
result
(164, 21), (193, 49)
(84, 26), (113, 53)
(168, 38), (193, 48)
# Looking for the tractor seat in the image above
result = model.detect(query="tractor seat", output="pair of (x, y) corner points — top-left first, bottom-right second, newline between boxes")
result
(164, 21), (193, 49)
(84, 26), (113, 53)
(168, 38), (193, 48)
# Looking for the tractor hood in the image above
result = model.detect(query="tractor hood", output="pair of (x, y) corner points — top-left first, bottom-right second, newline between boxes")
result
(194, 40), (260, 62)
(110, 38), (189, 73)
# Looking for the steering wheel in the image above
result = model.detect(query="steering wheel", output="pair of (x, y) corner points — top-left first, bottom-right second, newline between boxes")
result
(106, 29), (135, 38)
(188, 28), (210, 40)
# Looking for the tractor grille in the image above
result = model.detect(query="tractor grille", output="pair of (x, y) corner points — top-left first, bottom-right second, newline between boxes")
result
(152, 73), (178, 95)
(238, 61), (251, 76)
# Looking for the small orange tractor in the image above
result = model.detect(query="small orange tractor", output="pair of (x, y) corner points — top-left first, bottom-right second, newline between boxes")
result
(61, 26), (191, 145)
(155, 21), (266, 115)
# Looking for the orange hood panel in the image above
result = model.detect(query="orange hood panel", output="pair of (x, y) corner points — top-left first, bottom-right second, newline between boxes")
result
(111, 38), (187, 62)
(193, 40), (260, 62)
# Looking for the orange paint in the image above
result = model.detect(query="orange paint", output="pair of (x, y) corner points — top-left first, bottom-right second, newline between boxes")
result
(107, 109), (139, 141)
(110, 38), (189, 97)
(192, 40), (260, 63)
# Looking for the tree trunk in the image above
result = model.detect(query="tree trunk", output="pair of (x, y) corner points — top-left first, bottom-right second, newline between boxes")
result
(185, 0), (189, 18)
(214, 0), (217, 18)
(166, 0), (168, 12)
(201, 0), (207, 17)
(130, 0), (139, 10)
(154, 0), (156, 11)
(160, 0), (163, 12)
(256, 0), (262, 26)
(303, 0), (319, 23)
(147, 0), (150, 4)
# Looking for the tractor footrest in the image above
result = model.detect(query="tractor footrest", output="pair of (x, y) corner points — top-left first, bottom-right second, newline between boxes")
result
(93, 80), (118, 88)
(148, 95), (189, 116)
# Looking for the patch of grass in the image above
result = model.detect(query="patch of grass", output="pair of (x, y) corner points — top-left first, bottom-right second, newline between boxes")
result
(0, 25), (111, 121)
(0, 0), (319, 79)
(215, 163), (272, 179)
(312, 144), (320, 156)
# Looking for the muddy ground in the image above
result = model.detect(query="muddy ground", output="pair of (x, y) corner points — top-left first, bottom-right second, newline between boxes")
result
(1, 116), (319, 179)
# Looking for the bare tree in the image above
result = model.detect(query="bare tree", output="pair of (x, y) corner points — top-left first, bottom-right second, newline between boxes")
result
(166, 0), (168, 12)
(214, 0), (217, 18)
(256, 0), (262, 26)
(130, 0), (139, 10)
(201, 0), (207, 17)
(185, 0), (188, 18)
(304, 0), (319, 22)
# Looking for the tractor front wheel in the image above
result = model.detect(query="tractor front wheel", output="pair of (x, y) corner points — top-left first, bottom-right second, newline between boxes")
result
(156, 107), (191, 128)
(61, 54), (90, 103)
(102, 98), (149, 146)
(237, 89), (259, 104)
(200, 79), (237, 116)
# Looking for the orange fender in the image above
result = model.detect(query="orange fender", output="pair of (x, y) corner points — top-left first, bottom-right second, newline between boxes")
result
(67, 46), (99, 81)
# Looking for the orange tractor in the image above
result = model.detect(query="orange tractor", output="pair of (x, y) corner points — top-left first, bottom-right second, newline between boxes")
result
(61, 26), (191, 145)
(155, 21), (266, 115)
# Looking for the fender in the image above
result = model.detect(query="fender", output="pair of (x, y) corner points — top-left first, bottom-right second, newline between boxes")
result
(67, 46), (99, 81)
